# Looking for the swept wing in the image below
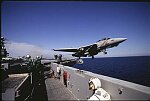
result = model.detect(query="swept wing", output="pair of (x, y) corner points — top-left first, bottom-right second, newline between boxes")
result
(53, 43), (95, 52)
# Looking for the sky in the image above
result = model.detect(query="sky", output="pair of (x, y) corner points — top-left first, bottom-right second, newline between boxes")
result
(1, 1), (150, 58)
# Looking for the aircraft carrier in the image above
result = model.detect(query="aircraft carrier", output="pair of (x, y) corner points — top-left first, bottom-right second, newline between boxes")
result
(2, 58), (150, 101)
(1, 37), (150, 100)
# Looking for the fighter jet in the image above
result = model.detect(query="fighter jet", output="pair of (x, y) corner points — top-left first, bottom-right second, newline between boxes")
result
(53, 38), (127, 59)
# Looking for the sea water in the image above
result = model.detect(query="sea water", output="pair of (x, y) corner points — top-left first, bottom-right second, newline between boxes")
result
(74, 56), (150, 87)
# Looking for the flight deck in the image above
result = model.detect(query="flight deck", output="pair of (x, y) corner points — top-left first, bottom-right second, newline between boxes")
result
(2, 62), (150, 100)
(45, 78), (77, 100)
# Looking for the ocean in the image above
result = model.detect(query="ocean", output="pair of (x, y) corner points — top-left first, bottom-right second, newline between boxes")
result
(73, 56), (150, 87)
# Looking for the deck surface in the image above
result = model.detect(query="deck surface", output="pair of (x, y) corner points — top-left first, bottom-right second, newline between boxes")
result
(2, 73), (28, 100)
(45, 78), (77, 100)
(2, 73), (28, 93)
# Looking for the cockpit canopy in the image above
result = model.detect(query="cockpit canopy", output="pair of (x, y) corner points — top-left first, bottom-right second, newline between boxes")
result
(97, 38), (110, 42)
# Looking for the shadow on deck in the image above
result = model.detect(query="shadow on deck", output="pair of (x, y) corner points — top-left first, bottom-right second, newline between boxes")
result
(30, 78), (48, 101)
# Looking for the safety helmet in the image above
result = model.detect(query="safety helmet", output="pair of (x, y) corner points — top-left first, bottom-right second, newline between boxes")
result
(26, 54), (31, 59)
(89, 77), (101, 90)
(36, 56), (40, 59)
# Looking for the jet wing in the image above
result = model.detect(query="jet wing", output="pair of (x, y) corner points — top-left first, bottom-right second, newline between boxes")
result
(53, 48), (78, 52)
(53, 43), (97, 53)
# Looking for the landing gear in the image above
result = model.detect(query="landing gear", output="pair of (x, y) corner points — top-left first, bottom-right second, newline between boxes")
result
(92, 55), (94, 59)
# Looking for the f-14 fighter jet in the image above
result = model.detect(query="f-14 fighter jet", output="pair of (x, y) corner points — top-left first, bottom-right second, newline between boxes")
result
(53, 38), (127, 59)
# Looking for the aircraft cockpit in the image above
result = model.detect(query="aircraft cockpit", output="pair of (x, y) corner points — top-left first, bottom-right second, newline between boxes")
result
(97, 38), (110, 42)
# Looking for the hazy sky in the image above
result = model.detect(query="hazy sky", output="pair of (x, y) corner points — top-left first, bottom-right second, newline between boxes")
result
(2, 1), (150, 58)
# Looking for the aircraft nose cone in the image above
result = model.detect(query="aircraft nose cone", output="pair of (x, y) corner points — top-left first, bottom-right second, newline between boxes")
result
(122, 38), (127, 41)
(118, 38), (127, 43)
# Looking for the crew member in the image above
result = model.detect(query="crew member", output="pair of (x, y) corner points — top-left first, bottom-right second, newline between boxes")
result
(50, 68), (55, 78)
(26, 54), (33, 72)
(63, 70), (68, 87)
(88, 77), (111, 100)
(56, 64), (61, 80)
